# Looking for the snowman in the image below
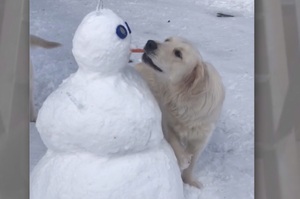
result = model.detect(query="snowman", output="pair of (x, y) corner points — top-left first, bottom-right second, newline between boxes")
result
(30, 8), (185, 199)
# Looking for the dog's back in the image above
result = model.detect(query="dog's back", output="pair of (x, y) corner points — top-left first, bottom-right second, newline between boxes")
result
(30, 35), (61, 49)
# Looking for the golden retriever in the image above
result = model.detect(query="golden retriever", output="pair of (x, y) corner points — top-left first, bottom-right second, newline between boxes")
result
(30, 35), (61, 122)
(135, 37), (225, 189)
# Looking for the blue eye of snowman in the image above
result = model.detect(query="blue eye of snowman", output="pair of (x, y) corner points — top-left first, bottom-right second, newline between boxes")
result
(125, 22), (131, 34)
(116, 25), (128, 39)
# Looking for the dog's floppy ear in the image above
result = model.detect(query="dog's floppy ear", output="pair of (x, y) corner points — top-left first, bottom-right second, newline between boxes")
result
(182, 61), (208, 95)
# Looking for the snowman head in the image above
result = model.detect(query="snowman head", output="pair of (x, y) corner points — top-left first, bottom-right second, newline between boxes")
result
(72, 9), (132, 74)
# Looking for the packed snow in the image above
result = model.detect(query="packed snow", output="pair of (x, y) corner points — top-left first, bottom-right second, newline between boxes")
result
(30, 9), (184, 199)
(30, 0), (254, 198)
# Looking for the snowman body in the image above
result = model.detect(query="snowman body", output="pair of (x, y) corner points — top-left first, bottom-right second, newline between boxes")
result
(30, 9), (184, 199)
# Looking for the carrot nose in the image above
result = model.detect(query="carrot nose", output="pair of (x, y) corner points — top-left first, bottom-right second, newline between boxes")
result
(131, 48), (144, 53)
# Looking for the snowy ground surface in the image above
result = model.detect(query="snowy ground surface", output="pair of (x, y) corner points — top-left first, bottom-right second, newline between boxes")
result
(30, 0), (254, 198)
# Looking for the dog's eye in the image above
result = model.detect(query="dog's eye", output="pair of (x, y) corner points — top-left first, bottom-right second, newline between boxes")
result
(116, 25), (128, 39)
(174, 49), (182, 59)
(165, 38), (170, 42)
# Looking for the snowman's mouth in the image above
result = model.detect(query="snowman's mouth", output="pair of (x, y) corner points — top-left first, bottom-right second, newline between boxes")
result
(142, 53), (163, 72)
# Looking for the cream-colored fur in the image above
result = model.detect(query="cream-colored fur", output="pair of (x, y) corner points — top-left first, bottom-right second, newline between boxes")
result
(30, 35), (61, 122)
(135, 37), (225, 188)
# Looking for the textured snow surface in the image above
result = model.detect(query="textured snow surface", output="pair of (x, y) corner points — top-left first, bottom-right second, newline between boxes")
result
(30, 0), (254, 198)
(191, 0), (254, 16)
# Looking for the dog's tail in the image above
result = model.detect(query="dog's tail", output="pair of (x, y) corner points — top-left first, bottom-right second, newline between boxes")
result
(30, 35), (61, 49)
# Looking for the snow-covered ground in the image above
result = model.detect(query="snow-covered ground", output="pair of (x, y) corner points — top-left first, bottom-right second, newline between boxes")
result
(30, 0), (254, 198)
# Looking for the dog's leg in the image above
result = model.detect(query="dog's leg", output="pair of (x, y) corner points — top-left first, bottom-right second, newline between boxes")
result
(181, 141), (204, 189)
(30, 61), (37, 122)
(30, 95), (37, 122)
(165, 127), (192, 171)
(181, 126), (214, 189)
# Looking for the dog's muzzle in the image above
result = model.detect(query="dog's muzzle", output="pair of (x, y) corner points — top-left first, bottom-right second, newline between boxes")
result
(142, 53), (163, 72)
(144, 40), (157, 52)
(142, 40), (163, 72)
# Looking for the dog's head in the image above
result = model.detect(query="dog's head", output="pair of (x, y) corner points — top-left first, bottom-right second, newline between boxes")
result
(142, 37), (205, 85)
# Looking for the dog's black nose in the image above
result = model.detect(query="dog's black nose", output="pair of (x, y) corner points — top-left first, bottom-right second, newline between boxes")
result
(145, 40), (157, 51)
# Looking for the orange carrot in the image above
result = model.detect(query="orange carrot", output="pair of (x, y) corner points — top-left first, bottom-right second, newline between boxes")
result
(131, 48), (144, 53)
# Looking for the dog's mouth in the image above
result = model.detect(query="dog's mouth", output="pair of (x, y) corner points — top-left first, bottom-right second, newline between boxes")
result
(142, 53), (163, 72)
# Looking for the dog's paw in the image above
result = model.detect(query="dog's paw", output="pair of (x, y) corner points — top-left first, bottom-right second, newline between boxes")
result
(182, 176), (203, 189)
(182, 177), (203, 189)
(179, 154), (192, 171)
